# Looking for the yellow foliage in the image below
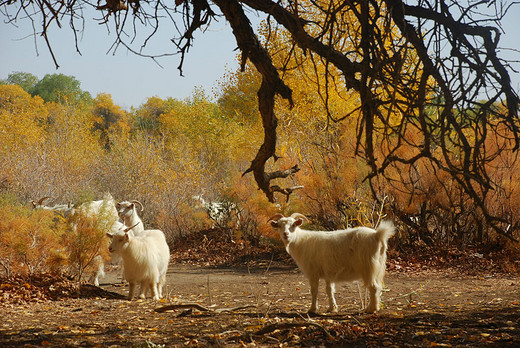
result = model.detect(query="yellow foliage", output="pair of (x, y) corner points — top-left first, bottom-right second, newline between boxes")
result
(61, 212), (110, 281)
(0, 204), (66, 277)
(43, 101), (104, 184)
(92, 93), (130, 138)
(0, 84), (48, 152)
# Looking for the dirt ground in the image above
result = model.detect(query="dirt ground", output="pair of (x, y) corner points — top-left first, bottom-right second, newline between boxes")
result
(1, 261), (520, 347)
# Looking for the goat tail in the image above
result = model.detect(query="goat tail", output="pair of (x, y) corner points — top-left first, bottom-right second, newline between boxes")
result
(376, 220), (396, 243)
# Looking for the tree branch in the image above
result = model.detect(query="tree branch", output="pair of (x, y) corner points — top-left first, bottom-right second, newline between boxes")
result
(213, 0), (296, 202)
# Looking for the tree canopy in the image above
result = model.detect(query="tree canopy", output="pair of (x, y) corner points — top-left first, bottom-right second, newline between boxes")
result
(1, 72), (39, 94)
(1, 0), (519, 239)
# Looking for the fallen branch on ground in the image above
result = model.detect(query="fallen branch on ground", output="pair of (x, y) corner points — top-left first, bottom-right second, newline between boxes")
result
(254, 322), (333, 340)
(154, 303), (255, 314)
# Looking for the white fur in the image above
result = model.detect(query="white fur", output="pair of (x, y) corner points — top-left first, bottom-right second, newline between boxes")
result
(116, 200), (145, 235)
(89, 255), (105, 286)
(193, 195), (241, 229)
(75, 194), (120, 286)
(75, 193), (119, 223)
(33, 194), (120, 286)
(270, 213), (395, 313)
(107, 225), (170, 300)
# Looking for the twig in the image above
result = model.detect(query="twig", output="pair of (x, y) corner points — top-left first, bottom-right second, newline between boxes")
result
(154, 303), (255, 314)
(254, 322), (333, 340)
(155, 303), (211, 313)
(207, 274), (212, 306)
(215, 305), (256, 313)
(386, 281), (427, 304)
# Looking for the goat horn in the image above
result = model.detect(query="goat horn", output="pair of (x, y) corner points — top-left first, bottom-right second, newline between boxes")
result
(32, 196), (52, 207)
(38, 196), (52, 205)
(267, 214), (285, 222)
(130, 200), (144, 211)
(290, 213), (309, 222)
(124, 222), (140, 233)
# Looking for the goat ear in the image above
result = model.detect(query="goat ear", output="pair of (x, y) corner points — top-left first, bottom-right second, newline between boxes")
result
(268, 214), (284, 224)
(294, 218), (304, 227)
(270, 220), (279, 228)
(106, 233), (113, 239)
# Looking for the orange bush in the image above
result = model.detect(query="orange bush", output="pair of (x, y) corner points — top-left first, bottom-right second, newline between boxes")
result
(0, 203), (66, 278)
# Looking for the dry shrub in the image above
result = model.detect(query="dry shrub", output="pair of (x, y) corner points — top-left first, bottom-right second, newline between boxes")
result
(381, 121), (520, 248)
(99, 132), (209, 240)
(227, 174), (284, 245)
(0, 202), (66, 279)
(1, 98), (103, 203)
(0, 194), (116, 283)
(60, 205), (116, 285)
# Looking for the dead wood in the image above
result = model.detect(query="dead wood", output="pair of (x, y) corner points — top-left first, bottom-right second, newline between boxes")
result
(154, 303), (255, 314)
(254, 321), (333, 340)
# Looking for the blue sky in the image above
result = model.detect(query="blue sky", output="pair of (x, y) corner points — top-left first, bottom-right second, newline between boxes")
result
(1, 7), (242, 109)
(1, 4), (519, 110)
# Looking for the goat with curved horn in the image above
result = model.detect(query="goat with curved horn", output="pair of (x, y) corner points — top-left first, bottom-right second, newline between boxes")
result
(31, 196), (52, 208)
(116, 200), (145, 235)
(130, 200), (144, 212)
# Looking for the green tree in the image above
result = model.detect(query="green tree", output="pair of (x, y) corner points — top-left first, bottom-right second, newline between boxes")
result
(1, 71), (38, 94)
(32, 73), (92, 104)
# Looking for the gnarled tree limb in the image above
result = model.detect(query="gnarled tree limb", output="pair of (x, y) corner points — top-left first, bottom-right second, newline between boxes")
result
(213, 0), (297, 202)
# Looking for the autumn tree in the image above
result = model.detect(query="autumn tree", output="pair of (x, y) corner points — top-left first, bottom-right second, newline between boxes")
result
(2, 0), (519, 240)
(0, 85), (48, 198)
(132, 96), (175, 134)
(92, 93), (130, 148)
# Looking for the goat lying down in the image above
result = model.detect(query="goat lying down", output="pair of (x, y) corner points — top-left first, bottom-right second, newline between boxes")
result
(269, 213), (395, 313)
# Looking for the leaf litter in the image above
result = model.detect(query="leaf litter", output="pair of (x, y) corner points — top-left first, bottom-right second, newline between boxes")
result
(1, 231), (520, 347)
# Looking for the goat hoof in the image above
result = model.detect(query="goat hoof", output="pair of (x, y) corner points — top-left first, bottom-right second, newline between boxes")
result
(327, 307), (338, 313)
(365, 307), (378, 314)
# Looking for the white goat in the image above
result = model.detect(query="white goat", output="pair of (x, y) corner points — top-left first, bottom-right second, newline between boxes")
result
(88, 255), (106, 286)
(34, 194), (121, 286)
(269, 213), (395, 314)
(193, 195), (241, 229)
(75, 193), (119, 223)
(31, 196), (74, 213)
(72, 193), (121, 286)
(107, 223), (170, 300)
(88, 220), (126, 286)
(116, 200), (145, 235)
